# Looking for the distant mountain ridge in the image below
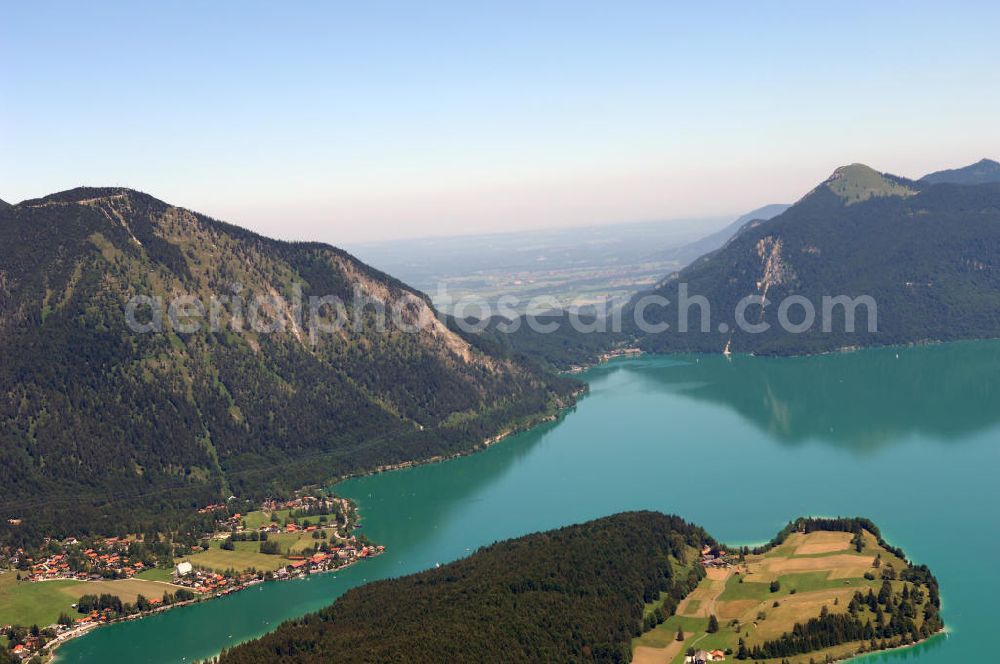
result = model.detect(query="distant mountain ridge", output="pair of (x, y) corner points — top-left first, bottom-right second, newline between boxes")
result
(656, 203), (790, 267)
(920, 158), (1000, 185)
(626, 158), (1000, 355)
(0, 188), (576, 542)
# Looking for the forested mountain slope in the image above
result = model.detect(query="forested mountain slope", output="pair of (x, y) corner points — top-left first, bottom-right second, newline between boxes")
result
(0, 188), (577, 543)
(627, 161), (1000, 355)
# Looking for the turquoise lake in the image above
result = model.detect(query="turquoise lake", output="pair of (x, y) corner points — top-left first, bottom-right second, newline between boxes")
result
(57, 342), (1000, 662)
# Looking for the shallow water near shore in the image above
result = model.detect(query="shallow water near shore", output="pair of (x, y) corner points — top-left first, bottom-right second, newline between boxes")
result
(57, 342), (1000, 663)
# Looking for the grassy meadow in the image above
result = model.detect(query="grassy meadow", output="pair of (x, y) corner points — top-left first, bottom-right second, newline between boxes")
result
(0, 570), (183, 628)
(179, 540), (288, 573)
(632, 530), (931, 664)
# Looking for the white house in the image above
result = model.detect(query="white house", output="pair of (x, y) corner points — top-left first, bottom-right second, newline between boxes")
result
(174, 561), (193, 577)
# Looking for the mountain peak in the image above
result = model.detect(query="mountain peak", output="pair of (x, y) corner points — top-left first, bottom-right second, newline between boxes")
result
(830, 162), (878, 178)
(824, 163), (916, 204)
(921, 158), (1000, 186)
(20, 186), (158, 208)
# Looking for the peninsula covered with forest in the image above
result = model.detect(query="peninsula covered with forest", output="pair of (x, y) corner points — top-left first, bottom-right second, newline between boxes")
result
(215, 513), (943, 664)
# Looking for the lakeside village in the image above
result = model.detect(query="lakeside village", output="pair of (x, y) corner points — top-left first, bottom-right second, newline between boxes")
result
(1, 494), (383, 662)
(566, 347), (642, 373)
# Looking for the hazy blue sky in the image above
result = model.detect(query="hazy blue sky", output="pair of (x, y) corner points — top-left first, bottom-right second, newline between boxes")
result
(3, 1), (999, 242)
